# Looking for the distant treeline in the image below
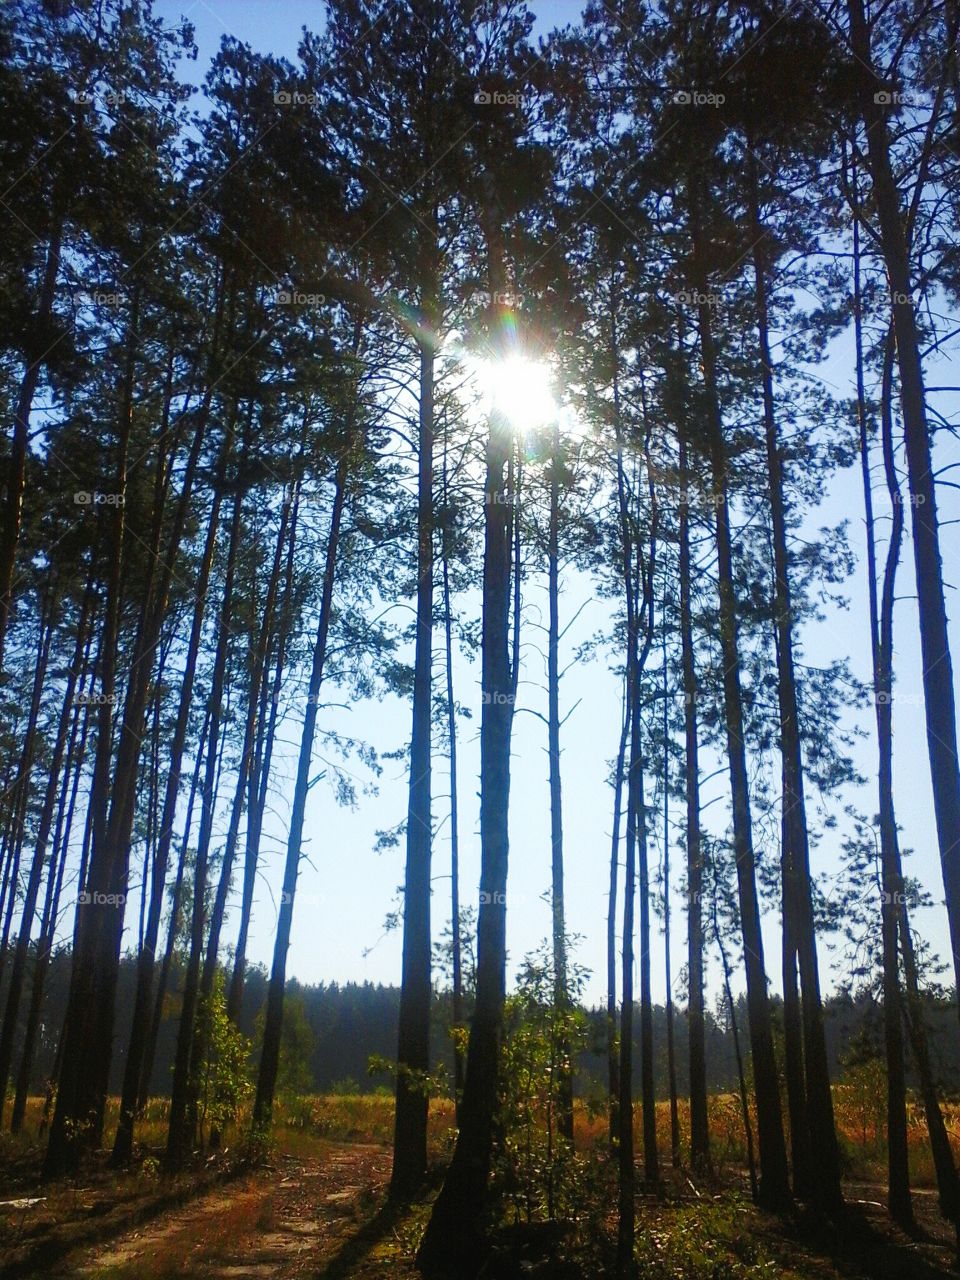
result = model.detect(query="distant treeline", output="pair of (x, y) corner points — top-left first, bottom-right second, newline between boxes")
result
(4, 948), (957, 1101)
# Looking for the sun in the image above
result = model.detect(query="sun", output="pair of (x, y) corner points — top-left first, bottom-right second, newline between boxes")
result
(469, 355), (558, 429)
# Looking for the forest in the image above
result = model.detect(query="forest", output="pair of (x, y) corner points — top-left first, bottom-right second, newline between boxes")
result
(1, 0), (960, 1277)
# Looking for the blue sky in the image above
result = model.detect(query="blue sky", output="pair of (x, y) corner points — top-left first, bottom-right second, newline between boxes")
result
(141, 0), (960, 1009)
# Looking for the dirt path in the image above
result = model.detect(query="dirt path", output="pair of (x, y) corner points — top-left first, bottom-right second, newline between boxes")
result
(47, 1143), (393, 1280)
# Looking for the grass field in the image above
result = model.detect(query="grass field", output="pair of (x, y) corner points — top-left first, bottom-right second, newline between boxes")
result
(1, 1089), (958, 1278)
(3, 1084), (958, 1187)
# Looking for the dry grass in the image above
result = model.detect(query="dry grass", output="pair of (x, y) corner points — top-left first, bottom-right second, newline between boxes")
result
(3, 1090), (959, 1280)
(4, 1085), (958, 1189)
(74, 1182), (274, 1279)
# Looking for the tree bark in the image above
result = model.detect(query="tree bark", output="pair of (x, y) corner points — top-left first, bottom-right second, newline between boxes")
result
(252, 438), (352, 1131)
(0, 594), (55, 993)
(0, 220), (62, 671)
(689, 181), (790, 1211)
(190, 479), (291, 1144)
(0, 581), (93, 1120)
(416, 191), (515, 1274)
(547, 416), (574, 1146)
(662, 621), (680, 1169)
(11, 655), (92, 1133)
(899, 884), (960, 1233)
(440, 433), (465, 1115)
(679, 431), (709, 1175)
(227, 485), (301, 1026)
(608, 686), (628, 1148)
(748, 153), (840, 1211)
(112, 433), (228, 1163)
(44, 288), (137, 1177)
(849, 0), (960, 1020)
(851, 156), (914, 1226)
(712, 873), (758, 1203)
(166, 472), (243, 1170)
(139, 713), (208, 1111)
(392, 332), (436, 1197)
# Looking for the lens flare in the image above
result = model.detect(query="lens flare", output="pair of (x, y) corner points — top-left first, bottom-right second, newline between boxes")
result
(470, 355), (557, 428)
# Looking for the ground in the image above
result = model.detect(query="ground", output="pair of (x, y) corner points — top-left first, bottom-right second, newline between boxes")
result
(1, 1099), (958, 1280)
(0, 1140), (406, 1280)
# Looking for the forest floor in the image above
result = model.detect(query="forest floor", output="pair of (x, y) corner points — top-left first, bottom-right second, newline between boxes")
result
(1, 1105), (959, 1280)
(0, 1138), (405, 1280)
(2, 1149), (959, 1280)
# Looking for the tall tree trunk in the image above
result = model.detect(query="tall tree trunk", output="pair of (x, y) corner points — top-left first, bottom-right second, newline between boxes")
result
(618, 716), (637, 1273)
(0, 594), (55, 992)
(11, 663), (92, 1134)
(874, 341), (915, 1230)
(416, 194), (516, 1275)
(635, 742), (658, 1190)
(0, 221), (62, 671)
(606, 295), (630, 1160)
(899, 887), (960, 1235)
(0, 581), (93, 1120)
(190, 482), (291, 1145)
(227, 485), (300, 1026)
(613, 337), (646, 1261)
(662, 622), (680, 1169)
(679, 432), (709, 1175)
(44, 288), (137, 1177)
(637, 381), (660, 1192)
(689, 183), (790, 1211)
(441, 435), (465, 1116)
(252, 438), (352, 1131)
(392, 332), (436, 1198)
(780, 848), (810, 1199)
(848, 0), (960, 1017)
(608, 686), (628, 1148)
(748, 153), (840, 1211)
(46, 711), (98, 1130)
(139, 716), (208, 1112)
(851, 159), (914, 1227)
(166, 473), (243, 1170)
(712, 872), (758, 1203)
(547, 416), (574, 1146)
(872, 321), (960, 1241)
(112, 436), (228, 1163)
(92, 337), (222, 1146)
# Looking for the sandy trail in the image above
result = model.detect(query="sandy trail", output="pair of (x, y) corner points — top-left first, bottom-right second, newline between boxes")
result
(50, 1143), (393, 1279)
